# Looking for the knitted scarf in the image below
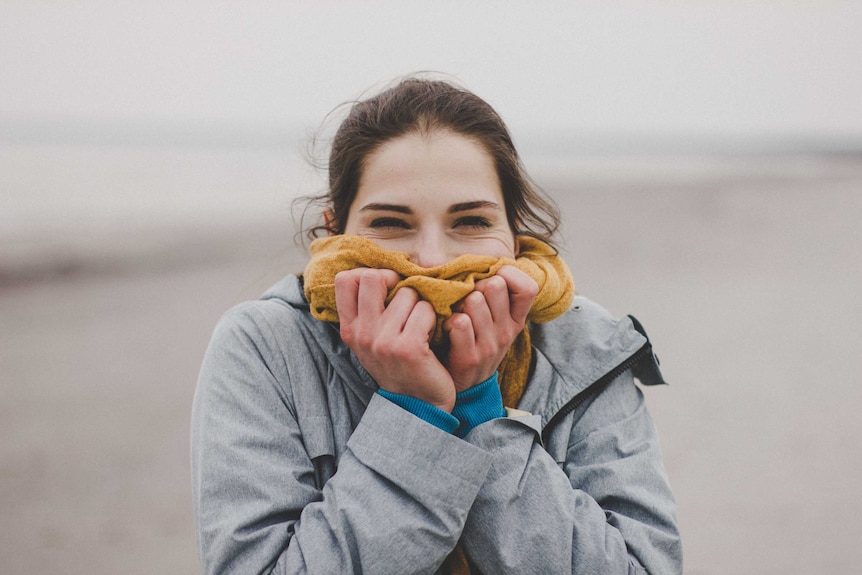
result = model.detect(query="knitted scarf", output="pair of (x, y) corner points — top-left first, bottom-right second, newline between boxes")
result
(301, 234), (575, 573)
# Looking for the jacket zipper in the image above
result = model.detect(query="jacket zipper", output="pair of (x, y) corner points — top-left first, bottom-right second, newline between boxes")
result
(540, 340), (653, 445)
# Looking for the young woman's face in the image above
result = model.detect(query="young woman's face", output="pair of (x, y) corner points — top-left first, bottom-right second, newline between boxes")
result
(342, 130), (517, 268)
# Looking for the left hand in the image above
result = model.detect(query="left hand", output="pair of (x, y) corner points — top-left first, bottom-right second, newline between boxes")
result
(442, 265), (539, 392)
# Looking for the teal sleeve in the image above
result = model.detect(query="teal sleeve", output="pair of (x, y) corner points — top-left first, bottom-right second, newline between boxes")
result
(451, 373), (506, 438)
(376, 389), (460, 434)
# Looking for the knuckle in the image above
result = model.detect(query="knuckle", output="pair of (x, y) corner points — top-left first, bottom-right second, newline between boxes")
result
(374, 339), (410, 362)
(489, 275), (507, 291)
(369, 339), (387, 357)
(354, 327), (378, 349)
(333, 271), (350, 289)
(400, 287), (419, 303)
(392, 343), (415, 361)
(480, 337), (501, 355)
(415, 300), (434, 319)
(340, 324), (356, 345)
(450, 313), (471, 332)
(359, 268), (379, 285)
(465, 291), (485, 310)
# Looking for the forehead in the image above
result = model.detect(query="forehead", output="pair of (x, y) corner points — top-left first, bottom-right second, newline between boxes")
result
(366, 129), (492, 165)
(355, 130), (501, 205)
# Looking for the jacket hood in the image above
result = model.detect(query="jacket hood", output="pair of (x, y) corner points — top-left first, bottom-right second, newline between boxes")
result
(261, 274), (310, 309)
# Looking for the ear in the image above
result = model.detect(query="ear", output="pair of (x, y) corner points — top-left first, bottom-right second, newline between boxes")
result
(323, 208), (336, 236)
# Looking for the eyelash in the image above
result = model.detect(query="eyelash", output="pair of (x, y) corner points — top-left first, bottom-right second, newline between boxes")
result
(368, 216), (493, 231)
(369, 217), (410, 229)
(454, 216), (492, 229)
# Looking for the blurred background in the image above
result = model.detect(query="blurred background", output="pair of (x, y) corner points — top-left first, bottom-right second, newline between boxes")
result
(2, 2), (861, 573)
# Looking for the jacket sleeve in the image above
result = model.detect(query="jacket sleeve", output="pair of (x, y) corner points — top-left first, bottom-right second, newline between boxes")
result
(191, 304), (494, 574)
(459, 370), (682, 574)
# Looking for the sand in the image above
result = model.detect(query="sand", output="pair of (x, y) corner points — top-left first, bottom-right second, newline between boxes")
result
(2, 152), (861, 574)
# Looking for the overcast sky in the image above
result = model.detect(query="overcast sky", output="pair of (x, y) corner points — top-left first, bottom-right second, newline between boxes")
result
(2, 1), (862, 146)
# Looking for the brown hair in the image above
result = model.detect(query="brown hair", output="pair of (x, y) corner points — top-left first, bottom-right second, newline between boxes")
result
(299, 76), (561, 248)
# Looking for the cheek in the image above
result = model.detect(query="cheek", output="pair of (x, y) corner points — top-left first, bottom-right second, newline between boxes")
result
(500, 237), (518, 258)
(369, 237), (409, 252)
(471, 234), (516, 259)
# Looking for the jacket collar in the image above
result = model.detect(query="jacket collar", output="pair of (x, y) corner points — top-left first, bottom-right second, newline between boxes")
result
(521, 296), (647, 427)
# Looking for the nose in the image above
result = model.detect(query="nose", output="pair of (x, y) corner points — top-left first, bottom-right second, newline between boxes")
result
(411, 231), (452, 268)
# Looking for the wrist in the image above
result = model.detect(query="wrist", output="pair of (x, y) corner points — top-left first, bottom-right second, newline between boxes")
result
(451, 373), (506, 438)
(377, 389), (459, 434)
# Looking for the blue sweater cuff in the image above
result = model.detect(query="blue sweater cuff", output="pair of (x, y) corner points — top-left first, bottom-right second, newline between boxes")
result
(451, 373), (506, 438)
(376, 389), (460, 434)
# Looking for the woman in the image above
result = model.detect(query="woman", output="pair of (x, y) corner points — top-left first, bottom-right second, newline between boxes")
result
(191, 77), (682, 574)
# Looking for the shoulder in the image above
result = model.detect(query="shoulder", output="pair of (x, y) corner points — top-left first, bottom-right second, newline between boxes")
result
(524, 296), (665, 415)
(215, 274), (315, 335)
(197, 276), (351, 417)
(206, 274), (342, 368)
(210, 298), (309, 359)
(531, 296), (647, 369)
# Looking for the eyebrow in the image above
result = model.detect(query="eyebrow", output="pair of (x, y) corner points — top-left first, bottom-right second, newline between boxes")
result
(448, 201), (502, 214)
(358, 203), (413, 214)
(358, 200), (502, 215)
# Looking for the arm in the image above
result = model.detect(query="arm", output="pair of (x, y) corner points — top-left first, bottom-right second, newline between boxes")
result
(190, 304), (493, 574)
(459, 371), (682, 574)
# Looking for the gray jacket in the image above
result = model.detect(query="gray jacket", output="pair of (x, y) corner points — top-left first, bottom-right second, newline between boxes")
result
(191, 275), (682, 574)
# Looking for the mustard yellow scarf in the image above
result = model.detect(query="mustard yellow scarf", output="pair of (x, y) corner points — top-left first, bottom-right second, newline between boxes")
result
(301, 234), (575, 573)
(303, 234), (574, 406)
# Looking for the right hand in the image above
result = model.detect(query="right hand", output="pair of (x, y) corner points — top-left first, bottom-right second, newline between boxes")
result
(442, 265), (538, 392)
(334, 268), (456, 412)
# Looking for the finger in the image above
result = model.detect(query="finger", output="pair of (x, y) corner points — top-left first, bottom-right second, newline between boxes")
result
(356, 269), (392, 318)
(375, 268), (402, 290)
(384, 287), (420, 332)
(334, 269), (363, 324)
(460, 290), (493, 334)
(495, 265), (539, 325)
(444, 312), (476, 350)
(404, 299), (438, 342)
(473, 275), (509, 324)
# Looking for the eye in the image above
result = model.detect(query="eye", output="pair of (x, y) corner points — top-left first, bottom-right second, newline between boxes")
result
(454, 216), (492, 229)
(369, 217), (411, 230)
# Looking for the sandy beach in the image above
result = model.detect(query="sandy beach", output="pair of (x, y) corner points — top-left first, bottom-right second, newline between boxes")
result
(1, 150), (861, 574)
